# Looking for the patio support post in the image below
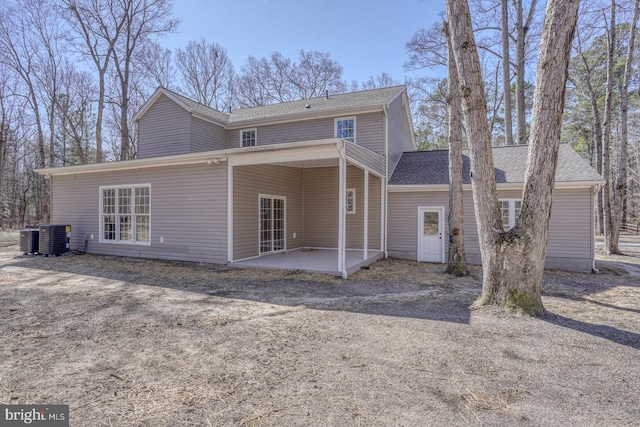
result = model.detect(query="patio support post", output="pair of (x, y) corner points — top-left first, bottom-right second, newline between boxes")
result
(227, 163), (234, 263)
(380, 176), (385, 253)
(338, 143), (347, 278)
(364, 169), (369, 260)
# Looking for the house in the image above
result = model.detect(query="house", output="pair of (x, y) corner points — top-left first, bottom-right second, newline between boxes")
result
(36, 86), (602, 276)
(387, 145), (603, 273)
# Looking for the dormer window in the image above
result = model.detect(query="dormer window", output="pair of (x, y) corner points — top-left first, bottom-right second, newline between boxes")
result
(240, 128), (257, 147)
(335, 117), (356, 143)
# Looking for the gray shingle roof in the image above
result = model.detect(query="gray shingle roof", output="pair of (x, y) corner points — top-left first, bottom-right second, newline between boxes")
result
(389, 144), (603, 186)
(227, 86), (405, 123)
(161, 87), (231, 123)
(154, 85), (405, 125)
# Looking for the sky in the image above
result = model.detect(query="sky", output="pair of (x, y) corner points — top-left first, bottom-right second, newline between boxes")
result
(161, 0), (444, 85)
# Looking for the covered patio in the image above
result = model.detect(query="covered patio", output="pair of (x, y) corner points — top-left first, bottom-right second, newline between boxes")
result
(227, 139), (387, 278)
(230, 248), (384, 276)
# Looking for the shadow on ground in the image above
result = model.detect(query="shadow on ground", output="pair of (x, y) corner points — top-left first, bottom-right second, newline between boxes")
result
(5, 250), (640, 350)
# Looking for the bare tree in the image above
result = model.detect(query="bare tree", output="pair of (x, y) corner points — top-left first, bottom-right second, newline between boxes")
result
(56, 63), (96, 165)
(292, 50), (347, 98)
(602, 0), (618, 254)
(445, 0), (581, 314)
(611, 0), (640, 249)
(176, 38), (235, 111)
(501, 0), (514, 145)
(237, 50), (347, 107)
(360, 73), (401, 90)
(137, 41), (175, 91)
(112, 0), (178, 161)
(237, 53), (292, 107)
(568, 21), (607, 234)
(0, 2), (51, 222)
(515, 0), (539, 145)
(61, 0), (128, 163)
(444, 21), (468, 276)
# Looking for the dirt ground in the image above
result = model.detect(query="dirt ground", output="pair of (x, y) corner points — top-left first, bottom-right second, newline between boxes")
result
(1, 231), (639, 426)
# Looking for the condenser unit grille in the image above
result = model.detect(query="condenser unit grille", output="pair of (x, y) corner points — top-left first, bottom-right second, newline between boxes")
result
(39, 224), (71, 256)
(20, 229), (39, 254)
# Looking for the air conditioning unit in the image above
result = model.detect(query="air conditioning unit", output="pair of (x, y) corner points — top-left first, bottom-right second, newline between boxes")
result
(19, 229), (40, 254)
(39, 224), (71, 256)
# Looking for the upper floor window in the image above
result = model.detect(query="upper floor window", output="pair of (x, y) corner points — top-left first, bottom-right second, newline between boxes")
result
(240, 128), (257, 147)
(499, 199), (522, 231)
(335, 117), (356, 143)
(100, 185), (150, 244)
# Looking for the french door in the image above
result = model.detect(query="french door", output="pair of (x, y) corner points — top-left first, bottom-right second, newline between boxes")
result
(259, 195), (285, 254)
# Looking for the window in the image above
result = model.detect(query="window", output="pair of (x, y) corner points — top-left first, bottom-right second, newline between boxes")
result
(335, 117), (355, 143)
(346, 188), (356, 214)
(499, 199), (522, 231)
(101, 185), (150, 244)
(240, 128), (256, 147)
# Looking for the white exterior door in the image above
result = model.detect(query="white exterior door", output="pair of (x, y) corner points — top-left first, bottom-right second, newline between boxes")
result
(418, 207), (444, 263)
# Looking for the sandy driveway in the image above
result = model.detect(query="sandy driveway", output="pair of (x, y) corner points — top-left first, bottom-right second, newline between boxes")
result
(1, 231), (639, 426)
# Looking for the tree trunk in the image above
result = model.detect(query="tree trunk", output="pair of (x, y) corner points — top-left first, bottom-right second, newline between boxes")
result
(446, 0), (580, 314)
(612, 0), (639, 249)
(444, 21), (469, 276)
(501, 0), (514, 146)
(602, 0), (618, 254)
(585, 77), (604, 235)
(515, 0), (527, 145)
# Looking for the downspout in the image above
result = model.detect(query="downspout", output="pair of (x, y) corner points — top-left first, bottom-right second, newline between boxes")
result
(337, 139), (347, 278)
(46, 174), (53, 223)
(383, 104), (389, 258)
(592, 183), (601, 273)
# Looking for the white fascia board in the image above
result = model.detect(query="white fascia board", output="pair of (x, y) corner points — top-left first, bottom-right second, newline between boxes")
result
(388, 184), (452, 192)
(228, 144), (339, 167)
(36, 139), (343, 176)
(402, 92), (417, 150)
(387, 181), (604, 192)
(226, 106), (383, 129)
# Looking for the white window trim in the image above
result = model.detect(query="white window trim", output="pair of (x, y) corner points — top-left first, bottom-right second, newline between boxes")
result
(99, 184), (151, 245)
(499, 199), (522, 230)
(335, 116), (356, 143)
(239, 128), (257, 147)
(346, 188), (356, 214)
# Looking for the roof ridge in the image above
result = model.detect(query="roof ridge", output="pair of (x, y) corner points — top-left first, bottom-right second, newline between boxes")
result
(231, 85), (405, 113)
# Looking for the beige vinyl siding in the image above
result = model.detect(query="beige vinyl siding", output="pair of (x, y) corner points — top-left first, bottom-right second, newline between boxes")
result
(546, 188), (593, 259)
(387, 191), (449, 259)
(50, 163), (227, 264)
(354, 112), (384, 154)
(388, 187), (594, 272)
(230, 112), (385, 155)
(233, 165), (303, 260)
(241, 117), (333, 147)
(138, 94), (191, 159)
(191, 117), (228, 152)
(345, 143), (385, 176)
(386, 94), (414, 175)
(302, 165), (381, 250)
(303, 167), (338, 248)
(346, 165), (364, 249)
(367, 175), (382, 250)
